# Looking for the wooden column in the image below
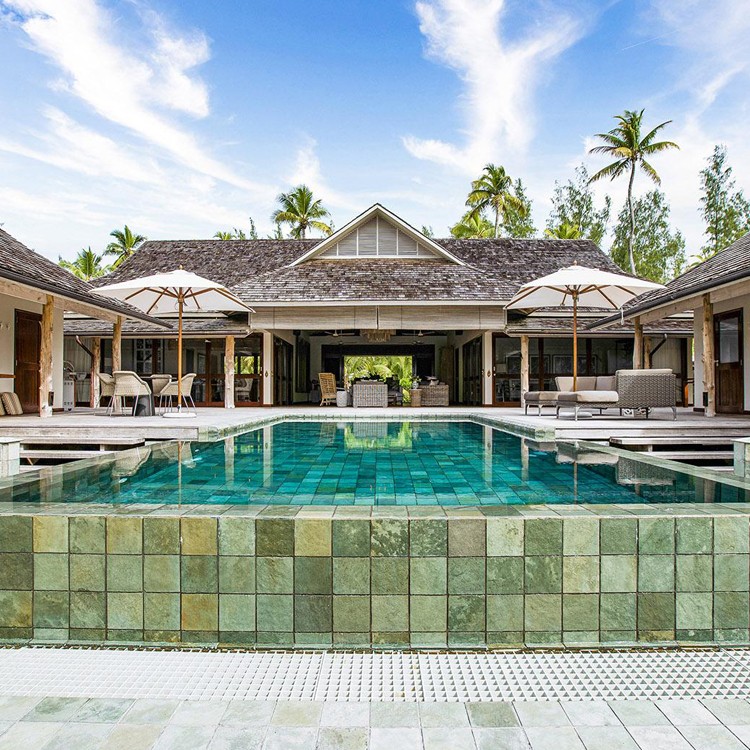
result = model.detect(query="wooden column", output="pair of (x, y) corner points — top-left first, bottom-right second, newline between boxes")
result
(643, 336), (652, 369)
(39, 295), (54, 417)
(702, 293), (715, 417)
(90, 338), (101, 407)
(262, 331), (274, 405)
(112, 316), (122, 372)
(633, 316), (643, 369)
(224, 336), (235, 409)
(520, 335), (530, 400)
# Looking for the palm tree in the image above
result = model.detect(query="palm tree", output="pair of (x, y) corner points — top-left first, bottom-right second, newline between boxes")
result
(105, 225), (147, 268)
(59, 246), (109, 280)
(450, 212), (494, 239)
(544, 222), (583, 239)
(466, 164), (526, 238)
(588, 109), (678, 273)
(271, 185), (332, 239)
(213, 231), (234, 240)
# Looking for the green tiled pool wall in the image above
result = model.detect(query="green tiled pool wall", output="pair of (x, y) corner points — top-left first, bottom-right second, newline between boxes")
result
(1, 512), (750, 647)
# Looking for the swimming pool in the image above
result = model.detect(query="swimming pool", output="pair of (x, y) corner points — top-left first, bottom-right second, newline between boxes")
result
(1, 419), (746, 505)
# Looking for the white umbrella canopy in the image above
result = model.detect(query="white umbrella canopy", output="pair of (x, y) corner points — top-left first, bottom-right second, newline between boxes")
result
(95, 270), (252, 416)
(507, 265), (663, 389)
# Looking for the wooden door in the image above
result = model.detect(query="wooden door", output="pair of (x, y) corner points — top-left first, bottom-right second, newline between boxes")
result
(715, 309), (744, 414)
(14, 310), (41, 413)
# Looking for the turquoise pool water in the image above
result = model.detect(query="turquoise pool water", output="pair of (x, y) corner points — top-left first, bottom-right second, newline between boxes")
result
(1, 420), (747, 506)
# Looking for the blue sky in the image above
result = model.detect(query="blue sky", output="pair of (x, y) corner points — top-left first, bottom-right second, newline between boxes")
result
(1, 0), (749, 261)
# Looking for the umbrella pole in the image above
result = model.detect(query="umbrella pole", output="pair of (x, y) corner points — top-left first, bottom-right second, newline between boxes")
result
(178, 294), (183, 411)
(572, 292), (578, 392)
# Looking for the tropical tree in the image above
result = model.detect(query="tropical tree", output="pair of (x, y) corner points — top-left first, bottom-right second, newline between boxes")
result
(271, 185), (332, 239)
(588, 109), (679, 273)
(105, 225), (147, 268)
(502, 178), (536, 238)
(213, 216), (259, 241)
(699, 145), (750, 259)
(213, 231), (234, 240)
(466, 164), (527, 238)
(450, 212), (494, 239)
(421, 225), (434, 238)
(544, 222), (583, 239)
(546, 164), (610, 245)
(59, 246), (109, 280)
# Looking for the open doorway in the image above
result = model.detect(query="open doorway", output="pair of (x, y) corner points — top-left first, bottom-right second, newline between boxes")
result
(344, 355), (414, 403)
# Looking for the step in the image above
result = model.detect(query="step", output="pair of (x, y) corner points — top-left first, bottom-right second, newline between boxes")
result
(21, 449), (118, 461)
(650, 450), (734, 461)
(611, 436), (737, 447)
(19, 436), (144, 447)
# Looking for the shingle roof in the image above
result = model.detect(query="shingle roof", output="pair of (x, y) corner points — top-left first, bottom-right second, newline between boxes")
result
(595, 231), (750, 326)
(103, 236), (622, 304)
(506, 315), (692, 336)
(64, 316), (249, 338)
(0, 228), (168, 326)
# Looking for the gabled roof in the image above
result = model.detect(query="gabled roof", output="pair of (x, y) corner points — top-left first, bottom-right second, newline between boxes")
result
(0, 228), (168, 326)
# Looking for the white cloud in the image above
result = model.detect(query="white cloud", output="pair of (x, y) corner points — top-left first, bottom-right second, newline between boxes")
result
(403, 0), (585, 173)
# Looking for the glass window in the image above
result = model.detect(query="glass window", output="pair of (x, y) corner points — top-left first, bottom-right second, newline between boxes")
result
(718, 315), (741, 364)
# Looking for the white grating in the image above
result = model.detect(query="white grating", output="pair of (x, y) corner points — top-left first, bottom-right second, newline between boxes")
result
(1, 647), (750, 702)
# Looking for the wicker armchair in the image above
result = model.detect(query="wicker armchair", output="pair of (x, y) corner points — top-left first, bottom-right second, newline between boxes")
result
(97, 372), (115, 408)
(150, 374), (172, 413)
(110, 371), (152, 416)
(159, 373), (197, 413)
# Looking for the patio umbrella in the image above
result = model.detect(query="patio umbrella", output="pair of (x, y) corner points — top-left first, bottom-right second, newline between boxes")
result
(506, 264), (663, 390)
(95, 270), (252, 417)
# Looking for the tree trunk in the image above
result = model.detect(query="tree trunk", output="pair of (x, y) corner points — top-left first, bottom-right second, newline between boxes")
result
(627, 162), (636, 274)
(494, 208), (500, 239)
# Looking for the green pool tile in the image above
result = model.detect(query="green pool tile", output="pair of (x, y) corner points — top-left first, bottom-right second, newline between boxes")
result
(562, 556), (599, 594)
(332, 520), (370, 557)
(180, 593), (218, 631)
(70, 555), (105, 592)
(715, 518), (750, 554)
(333, 632), (370, 647)
(676, 518), (712, 554)
(218, 556), (255, 594)
(180, 556), (218, 594)
(144, 593), (180, 631)
(524, 594), (562, 632)
(0, 517), (31, 553)
(70, 628), (105, 643)
(487, 557), (523, 595)
(487, 594), (523, 632)
(639, 519), (675, 554)
(220, 630), (256, 647)
(373, 631), (409, 647)
(0, 553), (32, 590)
(486, 518), (524, 556)
(447, 595), (484, 631)
(107, 592), (143, 630)
(676, 555), (713, 592)
(714, 592), (750, 629)
(637, 592), (675, 631)
(33, 591), (69, 628)
(371, 520), (408, 557)
(256, 594), (293, 632)
(295, 632), (332, 647)
(410, 595), (447, 631)
(69, 517), (105, 554)
(295, 520), (331, 557)
(371, 558), (408, 595)
(0, 591), (31, 628)
(333, 557), (370, 595)
(449, 631), (485, 648)
(487, 630), (523, 647)
(333, 595), (370, 632)
(600, 593), (636, 630)
(218, 517), (255, 556)
(526, 631), (563, 647)
(70, 592), (106, 629)
(524, 556), (562, 594)
(563, 594), (599, 631)
(410, 558), (446, 595)
(107, 555), (143, 593)
(715, 628), (750, 644)
(256, 631), (293, 647)
(33, 554), (69, 591)
(143, 518), (180, 555)
(256, 557), (293, 594)
(294, 595), (332, 632)
(676, 592), (712, 631)
(106, 518), (141, 555)
(600, 519), (636, 554)
(525, 519), (562, 555)
(448, 557), (485, 595)
(638, 556), (675, 593)
(371, 595), (408, 632)
(601, 555), (637, 593)
(33, 517), (68, 553)
(410, 519), (447, 556)
(144, 555), (180, 593)
(219, 594), (255, 631)
(295, 557), (332, 594)
(181, 518), (217, 556)
(411, 632), (448, 648)
(448, 519), (485, 556)
(563, 518), (599, 556)
(34, 628), (69, 642)
(256, 519), (294, 556)
(714, 554), (750, 592)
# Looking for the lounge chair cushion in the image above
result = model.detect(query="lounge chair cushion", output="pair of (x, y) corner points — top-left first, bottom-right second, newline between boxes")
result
(556, 376), (597, 391)
(558, 390), (619, 404)
(596, 376), (616, 390)
(1, 392), (23, 415)
(524, 391), (558, 403)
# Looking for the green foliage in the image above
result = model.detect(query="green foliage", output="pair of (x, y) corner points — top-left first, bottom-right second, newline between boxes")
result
(610, 190), (686, 283)
(213, 216), (259, 241)
(589, 109), (679, 273)
(105, 225), (147, 268)
(272, 184), (332, 239)
(699, 145), (750, 259)
(546, 165), (610, 245)
(502, 179), (536, 238)
(58, 246), (109, 280)
(421, 225), (434, 238)
(466, 163), (527, 238)
(544, 222), (583, 239)
(450, 212), (494, 238)
(344, 355), (414, 391)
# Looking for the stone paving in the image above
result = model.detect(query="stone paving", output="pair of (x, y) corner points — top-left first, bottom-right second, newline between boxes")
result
(2, 695), (750, 749)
